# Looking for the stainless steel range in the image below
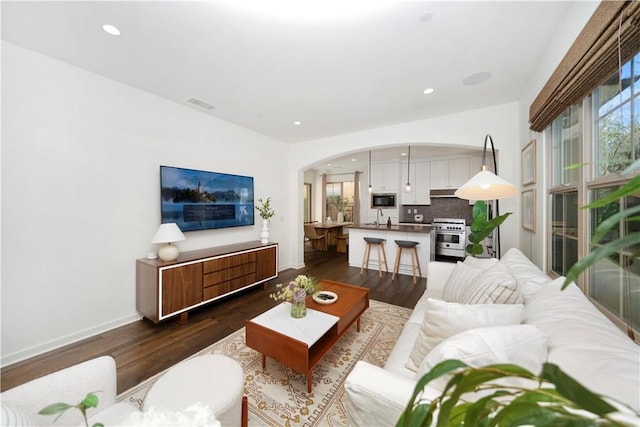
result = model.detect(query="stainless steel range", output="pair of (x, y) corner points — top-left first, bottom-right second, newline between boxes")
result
(433, 218), (466, 259)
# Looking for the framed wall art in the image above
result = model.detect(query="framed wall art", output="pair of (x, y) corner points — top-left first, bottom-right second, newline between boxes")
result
(521, 139), (536, 185)
(521, 189), (536, 232)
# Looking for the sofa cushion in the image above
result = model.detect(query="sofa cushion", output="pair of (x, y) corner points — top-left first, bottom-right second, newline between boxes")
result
(405, 299), (525, 372)
(501, 248), (551, 303)
(524, 277), (640, 411)
(459, 261), (523, 304)
(417, 324), (549, 381)
(442, 262), (484, 302)
(463, 256), (499, 269)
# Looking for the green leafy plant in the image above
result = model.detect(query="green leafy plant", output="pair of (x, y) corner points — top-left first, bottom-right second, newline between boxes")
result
(328, 195), (347, 214)
(39, 392), (103, 427)
(563, 163), (640, 289)
(256, 197), (275, 220)
(466, 200), (512, 256)
(397, 360), (638, 427)
(327, 194), (349, 221)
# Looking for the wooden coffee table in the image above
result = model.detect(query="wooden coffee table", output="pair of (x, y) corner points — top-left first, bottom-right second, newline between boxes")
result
(245, 280), (370, 393)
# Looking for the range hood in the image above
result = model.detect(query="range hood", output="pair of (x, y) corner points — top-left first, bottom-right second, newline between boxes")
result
(429, 189), (458, 198)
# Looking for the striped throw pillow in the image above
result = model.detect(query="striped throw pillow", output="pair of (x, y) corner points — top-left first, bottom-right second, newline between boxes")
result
(460, 261), (523, 304)
(442, 261), (484, 302)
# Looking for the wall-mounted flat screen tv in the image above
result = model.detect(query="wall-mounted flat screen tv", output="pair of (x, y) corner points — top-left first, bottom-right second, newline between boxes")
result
(160, 165), (254, 232)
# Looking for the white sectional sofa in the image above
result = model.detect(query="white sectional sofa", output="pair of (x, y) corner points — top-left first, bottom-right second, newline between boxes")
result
(344, 248), (640, 426)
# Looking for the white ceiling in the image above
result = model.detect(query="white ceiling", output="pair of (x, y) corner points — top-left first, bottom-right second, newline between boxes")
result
(2, 0), (577, 149)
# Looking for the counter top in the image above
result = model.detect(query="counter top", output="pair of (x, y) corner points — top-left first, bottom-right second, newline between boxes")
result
(346, 223), (434, 233)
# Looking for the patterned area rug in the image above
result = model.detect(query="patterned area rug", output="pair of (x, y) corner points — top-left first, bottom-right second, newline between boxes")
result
(118, 300), (411, 426)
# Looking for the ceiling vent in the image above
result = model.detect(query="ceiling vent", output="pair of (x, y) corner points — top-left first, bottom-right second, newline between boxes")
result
(186, 97), (215, 110)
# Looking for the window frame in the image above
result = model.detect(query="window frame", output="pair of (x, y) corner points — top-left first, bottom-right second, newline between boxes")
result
(546, 55), (640, 337)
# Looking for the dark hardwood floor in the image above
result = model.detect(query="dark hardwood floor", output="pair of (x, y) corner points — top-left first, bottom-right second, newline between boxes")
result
(0, 249), (426, 394)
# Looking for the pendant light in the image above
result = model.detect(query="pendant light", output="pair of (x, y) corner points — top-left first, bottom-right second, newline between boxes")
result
(405, 146), (411, 192)
(368, 150), (373, 193)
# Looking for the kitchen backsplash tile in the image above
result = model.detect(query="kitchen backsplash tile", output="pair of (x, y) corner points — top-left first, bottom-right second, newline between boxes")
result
(400, 199), (473, 224)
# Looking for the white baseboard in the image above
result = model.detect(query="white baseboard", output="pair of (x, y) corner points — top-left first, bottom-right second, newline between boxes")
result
(1, 313), (142, 368)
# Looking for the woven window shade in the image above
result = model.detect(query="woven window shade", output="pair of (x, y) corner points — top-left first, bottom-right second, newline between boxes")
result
(529, 1), (640, 132)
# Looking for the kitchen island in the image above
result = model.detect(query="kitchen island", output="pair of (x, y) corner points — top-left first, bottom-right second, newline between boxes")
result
(345, 223), (434, 278)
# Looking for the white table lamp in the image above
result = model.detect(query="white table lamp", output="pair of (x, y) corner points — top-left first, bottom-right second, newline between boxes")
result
(151, 223), (186, 261)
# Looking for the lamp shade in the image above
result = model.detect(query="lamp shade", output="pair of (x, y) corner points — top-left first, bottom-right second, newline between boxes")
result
(151, 223), (186, 244)
(455, 169), (518, 201)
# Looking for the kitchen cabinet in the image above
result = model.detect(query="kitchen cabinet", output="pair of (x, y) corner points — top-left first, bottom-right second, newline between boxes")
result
(430, 158), (470, 189)
(401, 160), (430, 205)
(370, 161), (400, 192)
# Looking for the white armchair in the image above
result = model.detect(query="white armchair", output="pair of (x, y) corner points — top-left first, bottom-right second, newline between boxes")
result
(1, 355), (137, 426)
(1, 355), (245, 427)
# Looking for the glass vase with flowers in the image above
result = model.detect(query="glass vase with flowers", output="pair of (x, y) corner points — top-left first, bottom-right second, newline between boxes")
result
(269, 275), (318, 319)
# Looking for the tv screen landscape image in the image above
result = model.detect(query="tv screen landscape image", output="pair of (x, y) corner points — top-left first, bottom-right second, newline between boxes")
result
(160, 166), (255, 232)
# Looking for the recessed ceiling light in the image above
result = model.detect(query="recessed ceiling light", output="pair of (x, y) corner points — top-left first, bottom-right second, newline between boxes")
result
(351, 158), (356, 162)
(102, 24), (121, 36)
(401, 152), (407, 156)
(293, 121), (302, 126)
(463, 71), (492, 86)
(423, 88), (435, 95)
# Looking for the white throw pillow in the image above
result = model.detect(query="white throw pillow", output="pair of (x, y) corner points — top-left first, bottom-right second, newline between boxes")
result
(405, 299), (524, 372)
(460, 261), (523, 304)
(417, 324), (549, 380)
(463, 256), (499, 270)
(442, 262), (484, 302)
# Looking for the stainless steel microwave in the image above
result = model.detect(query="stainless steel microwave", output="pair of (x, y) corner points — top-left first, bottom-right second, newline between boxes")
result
(371, 193), (396, 208)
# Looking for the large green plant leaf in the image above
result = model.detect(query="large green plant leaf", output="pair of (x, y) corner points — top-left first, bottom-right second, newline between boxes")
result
(583, 174), (640, 209)
(396, 359), (468, 427)
(563, 173), (640, 287)
(590, 204), (640, 244)
(492, 401), (596, 426)
(39, 392), (102, 427)
(466, 200), (512, 256)
(437, 364), (535, 427)
(39, 402), (74, 416)
(563, 233), (640, 288)
(539, 363), (617, 416)
(397, 361), (638, 427)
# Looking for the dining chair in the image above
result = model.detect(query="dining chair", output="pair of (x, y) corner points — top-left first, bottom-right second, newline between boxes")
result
(304, 224), (327, 252)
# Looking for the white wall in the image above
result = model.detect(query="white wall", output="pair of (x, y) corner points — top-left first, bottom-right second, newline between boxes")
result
(517, 1), (599, 269)
(287, 102), (521, 268)
(1, 42), (290, 365)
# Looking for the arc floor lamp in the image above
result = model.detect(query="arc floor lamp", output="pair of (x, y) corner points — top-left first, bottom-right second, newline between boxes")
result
(455, 134), (518, 258)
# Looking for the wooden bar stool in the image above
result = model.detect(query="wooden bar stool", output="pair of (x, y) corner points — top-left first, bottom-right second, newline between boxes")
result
(392, 240), (422, 285)
(360, 237), (388, 277)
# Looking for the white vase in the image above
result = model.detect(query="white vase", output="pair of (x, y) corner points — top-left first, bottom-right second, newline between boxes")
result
(337, 212), (344, 223)
(260, 219), (270, 243)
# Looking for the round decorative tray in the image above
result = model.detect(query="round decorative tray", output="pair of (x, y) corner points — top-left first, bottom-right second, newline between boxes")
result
(313, 291), (338, 305)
